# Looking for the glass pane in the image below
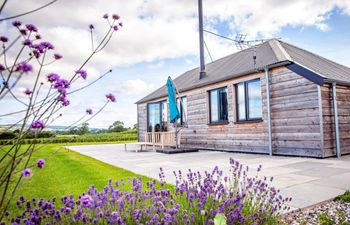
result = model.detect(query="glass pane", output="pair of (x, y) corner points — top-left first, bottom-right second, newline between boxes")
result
(148, 103), (160, 132)
(210, 90), (219, 122)
(181, 97), (187, 124)
(237, 83), (246, 120)
(176, 98), (181, 124)
(219, 88), (228, 121)
(247, 80), (262, 119)
(161, 101), (168, 131)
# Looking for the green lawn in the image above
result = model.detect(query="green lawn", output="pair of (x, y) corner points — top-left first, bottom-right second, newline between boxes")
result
(1, 143), (157, 211)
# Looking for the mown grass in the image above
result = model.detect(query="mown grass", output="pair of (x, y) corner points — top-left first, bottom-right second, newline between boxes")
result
(1, 143), (164, 212)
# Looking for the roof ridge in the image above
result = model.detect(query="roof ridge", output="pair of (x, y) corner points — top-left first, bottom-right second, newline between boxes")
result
(268, 39), (293, 62)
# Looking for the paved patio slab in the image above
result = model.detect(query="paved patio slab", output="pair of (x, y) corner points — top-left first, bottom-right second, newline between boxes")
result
(68, 144), (350, 209)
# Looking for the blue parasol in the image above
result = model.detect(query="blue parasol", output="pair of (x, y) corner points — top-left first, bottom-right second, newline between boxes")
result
(166, 77), (180, 123)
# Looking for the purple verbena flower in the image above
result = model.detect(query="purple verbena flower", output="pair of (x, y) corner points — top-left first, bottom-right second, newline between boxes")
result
(53, 53), (62, 60)
(0, 64), (5, 71)
(22, 168), (32, 178)
(103, 13), (108, 19)
(20, 29), (27, 35)
(105, 93), (116, 102)
(30, 120), (46, 129)
(62, 98), (70, 106)
(89, 24), (94, 30)
(112, 14), (120, 20)
(25, 24), (38, 32)
(76, 69), (87, 79)
(47, 73), (60, 83)
(86, 108), (93, 115)
(24, 88), (33, 96)
(0, 36), (8, 42)
(35, 34), (41, 40)
(118, 22), (123, 27)
(16, 61), (33, 74)
(36, 159), (46, 169)
(12, 20), (22, 27)
(54, 78), (70, 89)
(41, 41), (54, 50)
(23, 39), (32, 46)
(113, 25), (118, 31)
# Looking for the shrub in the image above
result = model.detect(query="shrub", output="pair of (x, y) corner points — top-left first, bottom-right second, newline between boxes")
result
(2, 159), (291, 225)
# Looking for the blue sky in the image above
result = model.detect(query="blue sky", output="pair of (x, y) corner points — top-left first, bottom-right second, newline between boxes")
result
(1, 1), (350, 129)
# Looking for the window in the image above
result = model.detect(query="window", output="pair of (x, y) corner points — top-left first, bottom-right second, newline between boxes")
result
(176, 96), (187, 125)
(209, 87), (228, 123)
(147, 101), (168, 132)
(235, 79), (262, 121)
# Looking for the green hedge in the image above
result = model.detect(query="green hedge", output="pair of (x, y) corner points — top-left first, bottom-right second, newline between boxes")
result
(0, 131), (137, 145)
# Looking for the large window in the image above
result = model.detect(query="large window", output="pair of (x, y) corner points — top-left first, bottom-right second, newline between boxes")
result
(147, 101), (168, 132)
(236, 79), (262, 121)
(176, 96), (187, 125)
(209, 87), (228, 123)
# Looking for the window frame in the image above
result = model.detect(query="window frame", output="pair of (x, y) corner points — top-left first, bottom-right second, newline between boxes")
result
(147, 100), (168, 132)
(235, 78), (263, 122)
(208, 87), (228, 124)
(177, 96), (187, 125)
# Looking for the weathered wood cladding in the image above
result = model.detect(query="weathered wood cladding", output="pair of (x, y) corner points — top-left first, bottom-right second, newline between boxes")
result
(137, 66), (328, 157)
(321, 84), (350, 157)
(268, 67), (322, 157)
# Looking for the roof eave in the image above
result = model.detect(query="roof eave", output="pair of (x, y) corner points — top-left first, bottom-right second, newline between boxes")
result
(135, 61), (293, 105)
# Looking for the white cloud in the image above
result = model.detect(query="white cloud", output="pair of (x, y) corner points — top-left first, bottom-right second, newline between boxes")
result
(147, 61), (164, 69)
(2, 0), (350, 128)
(117, 79), (155, 96)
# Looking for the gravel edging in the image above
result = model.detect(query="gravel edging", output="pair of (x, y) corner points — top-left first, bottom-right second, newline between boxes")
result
(285, 200), (350, 224)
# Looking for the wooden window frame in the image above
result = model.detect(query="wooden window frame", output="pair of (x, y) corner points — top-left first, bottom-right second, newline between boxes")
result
(235, 78), (263, 122)
(147, 101), (168, 132)
(208, 87), (228, 124)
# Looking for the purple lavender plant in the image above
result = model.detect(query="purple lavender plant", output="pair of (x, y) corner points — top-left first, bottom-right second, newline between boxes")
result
(6, 159), (291, 225)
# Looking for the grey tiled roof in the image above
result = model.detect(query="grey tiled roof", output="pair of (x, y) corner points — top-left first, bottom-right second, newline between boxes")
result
(136, 39), (350, 104)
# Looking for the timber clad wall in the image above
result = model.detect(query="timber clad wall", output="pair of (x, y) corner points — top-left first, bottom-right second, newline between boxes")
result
(321, 84), (350, 157)
(137, 65), (349, 158)
(268, 67), (322, 157)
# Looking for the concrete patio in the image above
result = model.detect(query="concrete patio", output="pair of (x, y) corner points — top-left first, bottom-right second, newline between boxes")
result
(68, 144), (350, 210)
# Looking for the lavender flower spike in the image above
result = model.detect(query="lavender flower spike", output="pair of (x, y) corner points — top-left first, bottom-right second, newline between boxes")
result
(81, 195), (93, 208)
(105, 93), (116, 102)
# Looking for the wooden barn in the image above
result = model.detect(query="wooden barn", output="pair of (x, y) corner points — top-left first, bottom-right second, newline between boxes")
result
(136, 39), (350, 158)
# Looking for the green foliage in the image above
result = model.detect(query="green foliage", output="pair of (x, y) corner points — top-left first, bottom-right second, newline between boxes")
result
(77, 122), (89, 135)
(0, 130), (137, 145)
(335, 190), (350, 203)
(318, 213), (335, 225)
(0, 131), (56, 139)
(214, 213), (227, 225)
(108, 120), (127, 132)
